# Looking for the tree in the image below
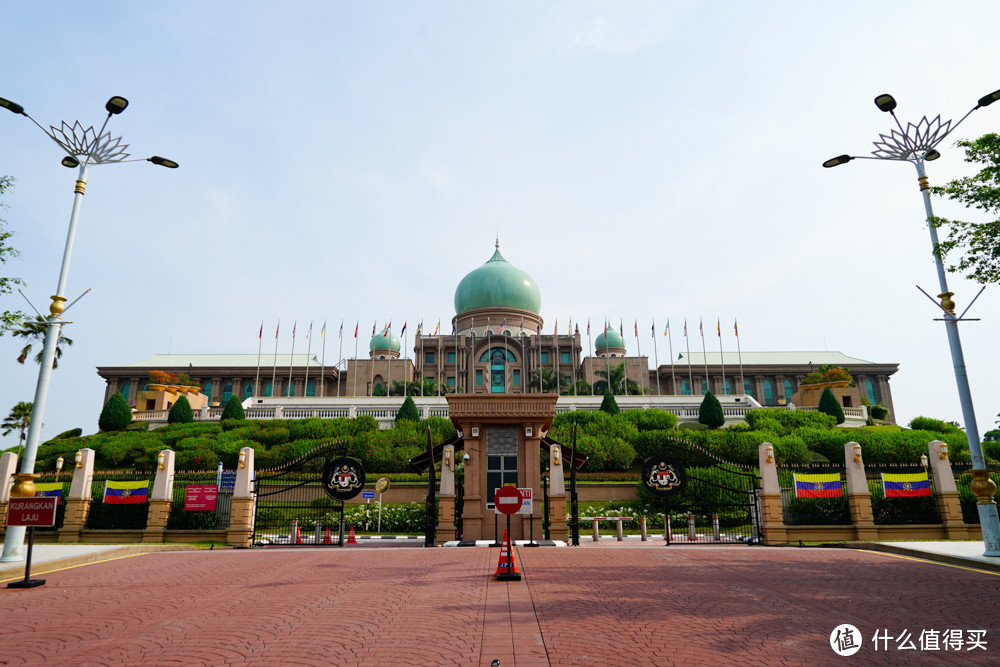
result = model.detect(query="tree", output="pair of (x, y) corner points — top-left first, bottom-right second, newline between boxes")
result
(395, 395), (420, 422)
(530, 367), (563, 393)
(818, 388), (845, 425)
(698, 391), (725, 428)
(98, 393), (132, 432)
(593, 363), (641, 395)
(168, 395), (193, 424)
(221, 395), (246, 421)
(930, 133), (1000, 284)
(0, 175), (26, 336)
(599, 390), (620, 415)
(13, 315), (74, 368)
(2, 401), (33, 454)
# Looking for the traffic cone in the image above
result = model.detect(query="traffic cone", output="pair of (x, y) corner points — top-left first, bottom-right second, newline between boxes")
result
(322, 526), (333, 544)
(292, 519), (302, 545)
(493, 529), (521, 580)
(346, 525), (358, 544)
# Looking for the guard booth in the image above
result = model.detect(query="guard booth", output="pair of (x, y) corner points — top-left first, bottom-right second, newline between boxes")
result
(411, 394), (565, 542)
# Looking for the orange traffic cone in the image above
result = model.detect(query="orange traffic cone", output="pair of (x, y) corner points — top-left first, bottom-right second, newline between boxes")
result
(322, 526), (333, 544)
(346, 525), (358, 544)
(292, 519), (303, 545)
(493, 529), (521, 580)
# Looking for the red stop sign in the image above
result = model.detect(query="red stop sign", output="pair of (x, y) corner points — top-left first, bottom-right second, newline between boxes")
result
(494, 486), (522, 515)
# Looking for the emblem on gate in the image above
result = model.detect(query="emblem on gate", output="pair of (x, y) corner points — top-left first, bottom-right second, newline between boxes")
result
(641, 455), (686, 498)
(322, 457), (366, 501)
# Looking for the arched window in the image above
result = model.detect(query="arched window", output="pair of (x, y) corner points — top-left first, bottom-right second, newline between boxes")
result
(285, 382), (294, 397)
(700, 380), (708, 395)
(264, 381), (273, 397)
(783, 380), (794, 404)
(866, 379), (877, 404)
(743, 380), (753, 396)
(724, 380), (733, 395)
(203, 381), (213, 401)
(478, 348), (517, 362)
(243, 382), (254, 399)
(120, 382), (131, 402)
(222, 382), (233, 403)
(306, 381), (316, 397)
(681, 380), (691, 395)
(763, 380), (775, 406)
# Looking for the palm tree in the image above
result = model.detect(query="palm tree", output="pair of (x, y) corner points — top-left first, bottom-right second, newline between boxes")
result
(593, 362), (642, 395)
(13, 315), (73, 368)
(2, 401), (33, 456)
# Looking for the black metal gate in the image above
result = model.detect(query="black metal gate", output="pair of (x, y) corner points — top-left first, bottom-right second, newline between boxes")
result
(252, 443), (348, 547)
(653, 438), (762, 545)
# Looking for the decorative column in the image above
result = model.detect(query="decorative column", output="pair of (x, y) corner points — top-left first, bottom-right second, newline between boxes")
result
(0, 452), (18, 532)
(227, 447), (256, 548)
(547, 443), (568, 543)
(844, 441), (878, 541)
(758, 442), (786, 545)
(144, 450), (175, 543)
(59, 448), (96, 543)
(926, 440), (968, 538)
(436, 444), (456, 544)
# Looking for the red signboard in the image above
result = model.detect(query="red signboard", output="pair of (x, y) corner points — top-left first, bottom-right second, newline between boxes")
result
(7, 497), (58, 527)
(494, 486), (523, 516)
(184, 484), (218, 511)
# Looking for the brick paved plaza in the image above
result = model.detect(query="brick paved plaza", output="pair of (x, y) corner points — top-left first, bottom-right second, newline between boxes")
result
(1, 543), (997, 666)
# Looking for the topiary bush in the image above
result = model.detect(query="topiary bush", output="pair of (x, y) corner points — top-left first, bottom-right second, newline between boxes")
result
(698, 391), (725, 429)
(395, 396), (420, 422)
(168, 396), (194, 424)
(221, 395), (245, 421)
(600, 390), (620, 415)
(98, 393), (133, 432)
(817, 388), (845, 425)
(621, 409), (678, 431)
(908, 416), (962, 434)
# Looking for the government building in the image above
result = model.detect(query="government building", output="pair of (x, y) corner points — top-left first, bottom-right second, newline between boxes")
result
(97, 243), (899, 422)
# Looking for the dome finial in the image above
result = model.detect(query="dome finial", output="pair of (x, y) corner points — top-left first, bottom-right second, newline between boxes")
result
(495, 233), (499, 251)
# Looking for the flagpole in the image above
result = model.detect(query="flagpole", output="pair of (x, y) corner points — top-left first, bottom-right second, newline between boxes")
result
(652, 319), (660, 396)
(587, 320), (594, 396)
(699, 318), (708, 394)
(554, 319), (559, 395)
(684, 319), (693, 394)
(386, 321), (392, 396)
(419, 322), (423, 396)
(717, 318), (726, 395)
(271, 320), (280, 398)
(255, 321), (263, 398)
(352, 321), (359, 397)
(666, 320), (677, 395)
(604, 320), (611, 395)
(634, 319), (643, 395)
(403, 322), (409, 397)
(321, 320), (330, 397)
(735, 319), (745, 395)
(620, 321), (627, 396)
(502, 319), (508, 393)
(437, 321), (442, 396)
(570, 320), (576, 395)
(369, 321), (376, 396)
(303, 321), (313, 397)
(538, 324), (543, 394)
(287, 320), (297, 397)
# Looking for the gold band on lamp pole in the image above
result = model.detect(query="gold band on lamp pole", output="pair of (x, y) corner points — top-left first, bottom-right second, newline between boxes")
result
(49, 295), (67, 316)
(74, 179), (86, 195)
(9, 473), (40, 498)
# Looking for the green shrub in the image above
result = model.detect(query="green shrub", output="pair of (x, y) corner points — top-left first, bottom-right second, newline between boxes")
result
(99, 393), (133, 432)
(600, 390), (620, 415)
(869, 405), (890, 421)
(817, 389), (845, 425)
(698, 391), (725, 429)
(54, 428), (82, 440)
(395, 396), (420, 422)
(221, 396), (246, 421)
(621, 409), (678, 431)
(746, 409), (835, 433)
(168, 396), (193, 424)
(908, 416), (962, 434)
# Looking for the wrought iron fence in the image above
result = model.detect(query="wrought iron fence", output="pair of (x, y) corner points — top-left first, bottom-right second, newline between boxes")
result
(777, 463), (849, 525)
(85, 470), (154, 530)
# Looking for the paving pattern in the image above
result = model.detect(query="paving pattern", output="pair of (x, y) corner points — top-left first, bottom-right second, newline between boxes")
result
(1, 544), (997, 665)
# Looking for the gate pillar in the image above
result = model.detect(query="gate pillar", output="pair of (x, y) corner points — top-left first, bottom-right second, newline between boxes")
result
(758, 443), (787, 545)
(144, 450), (175, 543)
(548, 443), (568, 542)
(59, 448), (95, 543)
(437, 444), (457, 543)
(929, 440), (969, 539)
(844, 442), (879, 541)
(227, 447), (256, 548)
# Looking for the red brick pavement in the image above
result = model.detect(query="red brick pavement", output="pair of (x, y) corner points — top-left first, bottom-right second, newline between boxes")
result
(0, 544), (997, 666)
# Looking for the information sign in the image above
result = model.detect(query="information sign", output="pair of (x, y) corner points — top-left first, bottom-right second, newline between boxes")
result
(516, 487), (533, 515)
(362, 490), (375, 499)
(494, 486), (523, 515)
(7, 497), (58, 527)
(219, 471), (237, 489)
(184, 484), (219, 511)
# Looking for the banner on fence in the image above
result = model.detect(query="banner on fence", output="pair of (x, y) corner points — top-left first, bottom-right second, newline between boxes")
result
(33, 483), (63, 499)
(104, 480), (149, 504)
(793, 473), (842, 498)
(881, 472), (932, 498)
(184, 484), (219, 511)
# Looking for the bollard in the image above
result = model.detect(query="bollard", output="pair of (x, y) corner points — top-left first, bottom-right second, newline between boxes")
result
(616, 519), (624, 541)
(665, 516), (672, 542)
(315, 520), (321, 544)
(640, 515), (648, 541)
(712, 514), (720, 541)
(688, 514), (696, 541)
(592, 519), (600, 542)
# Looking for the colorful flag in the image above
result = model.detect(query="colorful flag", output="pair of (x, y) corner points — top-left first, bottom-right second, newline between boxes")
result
(554, 319), (557, 336)
(881, 472), (932, 498)
(292, 321), (297, 339)
(258, 322), (263, 339)
(717, 318), (721, 337)
(371, 322), (376, 337)
(664, 320), (669, 336)
(734, 319), (739, 337)
(498, 318), (507, 333)
(451, 323), (456, 335)
(683, 320), (687, 337)
(401, 321), (407, 336)
(699, 319), (703, 336)
(275, 321), (280, 339)
(322, 321), (328, 338)
(587, 320), (590, 335)
(434, 320), (440, 336)
(354, 321), (358, 338)
(33, 482), (63, 499)
(634, 320), (638, 337)
(793, 473), (842, 498)
(104, 480), (149, 504)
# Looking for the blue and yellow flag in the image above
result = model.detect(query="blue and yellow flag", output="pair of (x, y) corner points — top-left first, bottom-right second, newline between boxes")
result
(104, 480), (149, 504)
(33, 482), (63, 499)
(882, 472), (931, 498)
(793, 473), (842, 498)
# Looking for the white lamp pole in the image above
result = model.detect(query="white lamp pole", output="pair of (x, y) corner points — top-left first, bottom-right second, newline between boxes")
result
(0, 95), (178, 562)
(823, 87), (1000, 557)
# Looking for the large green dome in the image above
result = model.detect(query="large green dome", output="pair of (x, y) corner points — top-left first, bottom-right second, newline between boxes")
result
(454, 245), (541, 315)
(370, 326), (401, 353)
(596, 327), (625, 350)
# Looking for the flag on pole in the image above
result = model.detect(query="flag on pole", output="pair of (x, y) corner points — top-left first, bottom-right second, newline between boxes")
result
(258, 322), (263, 339)
(554, 319), (557, 336)
(699, 319), (703, 336)
(372, 321), (376, 337)
(881, 472), (932, 497)
(683, 320), (687, 337)
(104, 480), (149, 504)
(587, 320), (590, 336)
(665, 320), (669, 336)
(498, 318), (507, 333)
(634, 320), (638, 337)
(434, 320), (440, 336)
(354, 321), (358, 338)
(275, 322), (280, 339)
(322, 321), (328, 338)
(717, 318), (721, 337)
(451, 323), (456, 335)
(793, 473), (842, 498)
(401, 321), (407, 336)
(33, 482), (63, 498)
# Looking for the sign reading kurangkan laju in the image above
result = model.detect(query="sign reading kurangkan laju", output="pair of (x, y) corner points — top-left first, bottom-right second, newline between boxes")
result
(7, 497), (58, 527)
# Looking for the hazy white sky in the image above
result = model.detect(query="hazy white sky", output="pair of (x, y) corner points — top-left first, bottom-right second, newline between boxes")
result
(2, 2), (999, 447)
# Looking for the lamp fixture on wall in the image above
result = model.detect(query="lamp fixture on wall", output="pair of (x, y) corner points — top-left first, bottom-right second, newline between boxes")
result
(552, 446), (561, 466)
(74, 451), (83, 468)
(239, 450), (247, 469)
(444, 449), (452, 469)
(940, 444), (949, 460)
(921, 454), (929, 469)
(157, 452), (166, 470)
(55, 457), (64, 475)
(765, 445), (774, 464)
(854, 444), (862, 463)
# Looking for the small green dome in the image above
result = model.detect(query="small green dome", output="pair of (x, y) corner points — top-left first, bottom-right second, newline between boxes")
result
(454, 244), (541, 315)
(370, 327), (401, 353)
(596, 327), (625, 350)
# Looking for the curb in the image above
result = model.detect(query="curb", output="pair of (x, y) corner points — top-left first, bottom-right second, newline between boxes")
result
(0, 544), (205, 581)
(821, 542), (1000, 574)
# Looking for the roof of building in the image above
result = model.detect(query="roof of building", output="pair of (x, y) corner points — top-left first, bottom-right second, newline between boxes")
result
(672, 351), (889, 367)
(453, 243), (541, 315)
(370, 327), (402, 352)
(595, 327), (625, 350)
(115, 354), (324, 368)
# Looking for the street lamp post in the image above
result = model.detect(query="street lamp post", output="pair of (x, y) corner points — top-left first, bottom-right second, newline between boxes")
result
(0, 95), (178, 562)
(824, 87), (1000, 557)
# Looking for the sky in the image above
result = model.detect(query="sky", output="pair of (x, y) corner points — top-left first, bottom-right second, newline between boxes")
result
(1, 2), (999, 449)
